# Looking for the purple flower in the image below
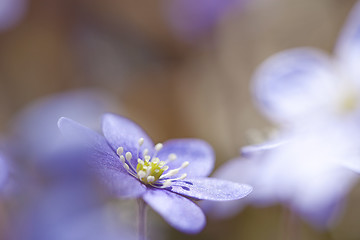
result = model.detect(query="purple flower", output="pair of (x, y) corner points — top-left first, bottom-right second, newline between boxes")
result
(10, 181), (134, 240)
(10, 89), (118, 173)
(58, 113), (252, 234)
(163, 0), (243, 42)
(205, 125), (358, 226)
(204, 1), (360, 227)
(0, 150), (10, 193)
(252, 1), (360, 130)
(0, 139), (17, 197)
(250, 0), (360, 173)
(0, 0), (27, 32)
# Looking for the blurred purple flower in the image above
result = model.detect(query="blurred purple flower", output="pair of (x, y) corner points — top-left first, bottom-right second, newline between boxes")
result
(204, 124), (359, 226)
(251, 0), (360, 172)
(0, 138), (19, 198)
(204, 1), (360, 227)
(58, 113), (252, 234)
(252, 1), (360, 130)
(0, 0), (27, 32)
(164, 0), (243, 42)
(10, 89), (118, 173)
(0, 150), (10, 193)
(9, 180), (134, 240)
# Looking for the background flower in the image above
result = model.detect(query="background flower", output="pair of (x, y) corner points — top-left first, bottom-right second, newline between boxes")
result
(8, 89), (118, 174)
(205, 124), (359, 227)
(204, 0), (360, 229)
(0, 0), (28, 32)
(163, 0), (244, 42)
(252, 1), (360, 130)
(0, 148), (11, 195)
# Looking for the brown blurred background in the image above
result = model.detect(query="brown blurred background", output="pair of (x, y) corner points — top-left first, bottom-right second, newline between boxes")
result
(0, 0), (359, 239)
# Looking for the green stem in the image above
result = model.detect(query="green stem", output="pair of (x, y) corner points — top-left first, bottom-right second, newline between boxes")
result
(137, 198), (147, 240)
(282, 207), (300, 240)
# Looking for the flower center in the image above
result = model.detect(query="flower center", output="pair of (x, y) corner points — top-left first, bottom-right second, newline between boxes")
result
(340, 92), (358, 113)
(116, 138), (189, 188)
(335, 82), (359, 114)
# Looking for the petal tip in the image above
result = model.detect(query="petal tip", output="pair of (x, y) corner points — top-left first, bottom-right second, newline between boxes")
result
(241, 184), (253, 197)
(57, 117), (75, 132)
(226, 182), (253, 201)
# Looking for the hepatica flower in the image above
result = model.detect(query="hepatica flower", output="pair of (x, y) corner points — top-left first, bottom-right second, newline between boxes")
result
(12, 89), (116, 159)
(252, 1), (360, 132)
(163, 0), (243, 42)
(58, 113), (252, 234)
(250, 0), (360, 173)
(0, 150), (9, 193)
(205, 1), (360, 227)
(205, 125), (358, 226)
(9, 89), (118, 177)
(0, 0), (27, 32)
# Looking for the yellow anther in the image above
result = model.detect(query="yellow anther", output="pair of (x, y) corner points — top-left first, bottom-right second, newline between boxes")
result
(119, 138), (190, 189)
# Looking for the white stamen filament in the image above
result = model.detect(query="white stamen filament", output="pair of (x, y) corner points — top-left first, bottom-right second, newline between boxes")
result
(179, 173), (187, 180)
(151, 143), (163, 161)
(165, 153), (177, 164)
(123, 163), (130, 171)
(160, 169), (179, 179)
(161, 180), (172, 188)
(137, 137), (146, 160)
(170, 173), (187, 181)
(138, 138), (144, 146)
(181, 161), (189, 168)
(160, 161), (189, 179)
(120, 155), (125, 164)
